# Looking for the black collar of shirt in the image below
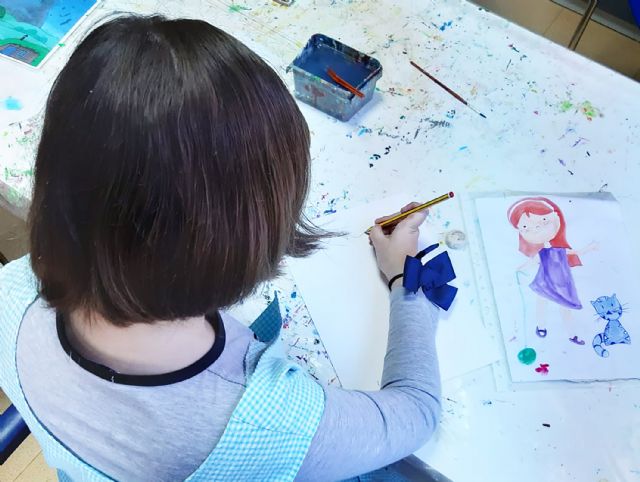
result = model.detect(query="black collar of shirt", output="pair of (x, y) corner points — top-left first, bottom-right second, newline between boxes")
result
(56, 311), (226, 386)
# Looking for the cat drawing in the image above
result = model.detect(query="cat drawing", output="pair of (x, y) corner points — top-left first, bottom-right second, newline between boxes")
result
(591, 294), (630, 358)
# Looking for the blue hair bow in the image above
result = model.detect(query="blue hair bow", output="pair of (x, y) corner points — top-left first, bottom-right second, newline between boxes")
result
(403, 244), (458, 310)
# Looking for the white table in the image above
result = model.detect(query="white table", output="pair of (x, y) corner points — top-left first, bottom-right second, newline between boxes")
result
(2, 1), (639, 480)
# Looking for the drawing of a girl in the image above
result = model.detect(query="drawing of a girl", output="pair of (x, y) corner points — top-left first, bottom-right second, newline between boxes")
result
(508, 197), (594, 332)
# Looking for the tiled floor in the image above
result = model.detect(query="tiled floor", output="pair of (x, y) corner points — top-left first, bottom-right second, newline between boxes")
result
(0, 0), (638, 480)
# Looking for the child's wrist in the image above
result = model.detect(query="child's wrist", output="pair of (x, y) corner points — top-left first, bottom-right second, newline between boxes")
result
(387, 274), (403, 290)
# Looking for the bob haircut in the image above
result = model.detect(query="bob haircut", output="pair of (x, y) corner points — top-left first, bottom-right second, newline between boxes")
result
(29, 15), (322, 326)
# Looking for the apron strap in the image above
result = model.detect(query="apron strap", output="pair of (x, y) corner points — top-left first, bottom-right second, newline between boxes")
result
(186, 338), (325, 481)
(249, 295), (283, 343)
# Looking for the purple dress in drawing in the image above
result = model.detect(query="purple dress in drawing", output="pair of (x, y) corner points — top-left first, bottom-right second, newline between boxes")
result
(530, 247), (582, 309)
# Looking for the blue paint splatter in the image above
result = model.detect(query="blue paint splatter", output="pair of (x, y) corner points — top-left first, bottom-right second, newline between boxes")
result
(291, 291), (297, 299)
(322, 190), (350, 215)
(458, 145), (468, 151)
(482, 400), (493, 406)
(572, 137), (588, 148)
(558, 159), (566, 166)
(324, 204), (337, 215)
(357, 127), (372, 136)
(438, 20), (453, 31)
(446, 109), (456, 119)
(3, 97), (22, 110)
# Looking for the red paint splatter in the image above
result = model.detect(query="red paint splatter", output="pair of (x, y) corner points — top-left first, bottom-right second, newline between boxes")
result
(535, 363), (550, 375)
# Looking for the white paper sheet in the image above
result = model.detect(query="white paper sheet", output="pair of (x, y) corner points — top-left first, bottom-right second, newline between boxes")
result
(288, 196), (499, 391)
(475, 193), (640, 383)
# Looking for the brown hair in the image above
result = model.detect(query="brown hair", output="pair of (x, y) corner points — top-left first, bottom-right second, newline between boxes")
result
(29, 15), (321, 326)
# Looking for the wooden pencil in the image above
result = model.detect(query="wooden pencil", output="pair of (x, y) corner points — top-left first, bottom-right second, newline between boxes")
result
(365, 192), (455, 234)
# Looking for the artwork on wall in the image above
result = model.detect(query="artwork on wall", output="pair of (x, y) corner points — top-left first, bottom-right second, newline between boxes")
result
(0, 0), (98, 67)
(475, 193), (640, 382)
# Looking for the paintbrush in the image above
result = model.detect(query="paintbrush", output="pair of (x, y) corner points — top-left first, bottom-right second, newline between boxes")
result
(365, 192), (455, 235)
(327, 68), (365, 98)
(410, 61), (486, 118)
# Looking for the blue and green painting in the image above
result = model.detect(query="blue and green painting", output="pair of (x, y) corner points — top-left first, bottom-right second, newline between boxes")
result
(0, 0), (97, 66)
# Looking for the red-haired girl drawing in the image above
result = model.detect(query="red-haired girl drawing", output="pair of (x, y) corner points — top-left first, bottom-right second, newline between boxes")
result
(508, 197), (595, 332)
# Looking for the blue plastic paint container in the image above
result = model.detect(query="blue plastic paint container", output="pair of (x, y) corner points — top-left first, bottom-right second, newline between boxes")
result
(290, 34), (382, 121)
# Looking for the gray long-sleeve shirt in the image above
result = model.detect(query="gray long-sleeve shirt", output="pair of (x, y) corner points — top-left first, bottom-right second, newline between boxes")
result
(16, 288), (440, 481)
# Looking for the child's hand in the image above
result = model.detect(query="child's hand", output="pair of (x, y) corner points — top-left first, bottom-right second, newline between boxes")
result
(369, 202), (427, 282)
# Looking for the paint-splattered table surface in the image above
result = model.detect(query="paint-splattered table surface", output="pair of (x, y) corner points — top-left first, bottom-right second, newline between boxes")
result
(1, 0), (640, 480)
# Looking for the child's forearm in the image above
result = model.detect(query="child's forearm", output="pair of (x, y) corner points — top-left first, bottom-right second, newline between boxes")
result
(296, 289), (441, 481)
(382, 286), (441, 402)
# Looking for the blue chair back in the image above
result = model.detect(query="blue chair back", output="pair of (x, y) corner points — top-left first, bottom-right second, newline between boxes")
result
(0, 403), (30, 464)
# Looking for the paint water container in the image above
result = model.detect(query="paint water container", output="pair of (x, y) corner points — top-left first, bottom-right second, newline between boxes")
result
(290, 34), (382, 121)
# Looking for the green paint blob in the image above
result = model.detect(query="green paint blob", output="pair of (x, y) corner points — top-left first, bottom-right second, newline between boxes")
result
(229, 4), (251, 12)
(4, 166), (33, 179)
(559, 100), (573, 113)
(518, 347), (537, 365)
(579, 101), (600, 120)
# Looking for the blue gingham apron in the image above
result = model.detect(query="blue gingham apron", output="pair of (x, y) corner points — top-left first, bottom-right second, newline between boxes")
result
(0, 256), (324, 481)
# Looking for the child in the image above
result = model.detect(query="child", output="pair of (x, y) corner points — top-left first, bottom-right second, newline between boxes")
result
(0, 15), (442, 481)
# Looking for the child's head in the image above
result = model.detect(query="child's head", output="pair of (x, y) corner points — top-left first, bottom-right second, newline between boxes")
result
(29, 15), (319, 325)
(507, 196), (581, 266)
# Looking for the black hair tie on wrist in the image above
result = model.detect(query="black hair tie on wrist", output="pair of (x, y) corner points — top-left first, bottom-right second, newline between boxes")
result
(388, 274), (403, 290)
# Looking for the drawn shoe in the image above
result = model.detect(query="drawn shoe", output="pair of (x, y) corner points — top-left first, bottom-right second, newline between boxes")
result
(568, 335), (585, 346)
